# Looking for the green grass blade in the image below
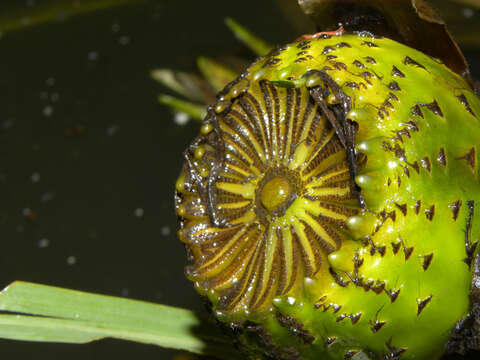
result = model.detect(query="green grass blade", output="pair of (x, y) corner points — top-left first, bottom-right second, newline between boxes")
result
(151, 69), (206, 102)
(0, 282), (239, 359)
(197, 57), (238, 92)
(225, 17), (273, 56)
(158, 95), (206, 122)
(0, 0), (144, 34)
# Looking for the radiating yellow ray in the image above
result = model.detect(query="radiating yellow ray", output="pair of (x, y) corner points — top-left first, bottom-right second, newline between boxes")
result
(292, 221), (317, 274)
(216, 182), (256, 198)
(306, 185), (350, 198)
(217, 200), (251, 210)
(298, 212), (338, 251)
(252, 227), (278, 308)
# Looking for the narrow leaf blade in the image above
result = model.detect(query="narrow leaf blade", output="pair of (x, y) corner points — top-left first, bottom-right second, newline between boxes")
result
(0, 282), (238, 358)
(225, 17), (273, 56)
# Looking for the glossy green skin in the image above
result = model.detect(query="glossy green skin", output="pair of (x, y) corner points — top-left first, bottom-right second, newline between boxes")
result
(216, 34), (480, 359)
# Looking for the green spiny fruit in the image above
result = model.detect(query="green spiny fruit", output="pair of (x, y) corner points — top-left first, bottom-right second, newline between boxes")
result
(175, 30), (480, 359)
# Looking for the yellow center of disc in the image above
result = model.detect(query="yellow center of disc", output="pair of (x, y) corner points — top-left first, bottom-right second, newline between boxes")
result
(260, 176), (291, 213)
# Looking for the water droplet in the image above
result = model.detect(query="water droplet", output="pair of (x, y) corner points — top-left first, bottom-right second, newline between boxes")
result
(31, 172), (40, 183)
(66, 256), (77, 265)
(462, 8), (474, 19)
(2, 118), (14, 130)
(40, 192), (54, 203)
(38, 238), (49, 248)
(87, 51), (98, 61)
(45, 77), (55, 87)
(174, 112), (189, 126)
(106, 124), (119, 136)
(50, 93), (60, 102)
(118, 36), (130, 45)
(134, 208), (144, 217)
(42, 106), (54, 117)
(161, 226), (171, 236)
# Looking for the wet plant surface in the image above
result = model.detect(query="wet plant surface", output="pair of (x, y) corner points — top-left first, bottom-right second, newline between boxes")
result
(0, 0), (478, 359)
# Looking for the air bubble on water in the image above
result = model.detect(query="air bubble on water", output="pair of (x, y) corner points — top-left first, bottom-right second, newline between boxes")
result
(45, 77), (55, 87)
(106, 124), (119, 136)
(88, 51), (98, 61)
(42, 105), (54, 117)
(174, 112), (189, 126)
(50, 93), (60, 102)
(134, 208), (144, 217)
(40, 192), (54, 203)
(2, 119), (14, 130)
(118, 36), (130, 45)
(462, 8), (474, 18)
(161, 226), (171, 236)
(66, 256), (77, 265)
(38, 238), (50, 248)
(31, 172), (40, 183)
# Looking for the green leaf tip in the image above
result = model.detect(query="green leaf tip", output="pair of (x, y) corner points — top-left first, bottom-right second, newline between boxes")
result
(224, 17), (273, 56)
(157, 95), (206, 122)
(197, 57), (237, 92)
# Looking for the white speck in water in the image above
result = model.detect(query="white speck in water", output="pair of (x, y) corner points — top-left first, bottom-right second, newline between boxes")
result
(50, 93), (60, 102)
(38, 238), (50, 248)
(22, 208), (31, 217)
(88, 51), (98, 61)
(462, 8), (474, 19)
(31, 172), (40, 183)
(42, 105), (54, 117)
(174, 112), (190, 126)
(66, 256), (77, 265)
(40, 192), (54, 203)
(161, 226), (171, 236)
(118, 36), (130, 45)
(106, 124), (119, 136)
(17, 225), (24, 233)
(112, 23), (120, 33)
(2, 118), (14, 130)
(121, 288), (129, 297)
(45, 77), (55, 87)
(134, 208), (144, 217)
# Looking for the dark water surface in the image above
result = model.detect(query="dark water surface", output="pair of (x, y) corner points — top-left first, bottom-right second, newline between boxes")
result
(0, 1), (478, 359)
